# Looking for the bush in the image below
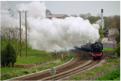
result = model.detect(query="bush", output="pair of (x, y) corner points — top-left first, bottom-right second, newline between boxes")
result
(1, 73), (12, 80)
(99, 27), (104, 40)
(1, 43), (17, 67)
(23, 70), (29, 74)
(98, 68), (120, 80)
(113, 42), (120, 57)
(114, 43), (120, 57)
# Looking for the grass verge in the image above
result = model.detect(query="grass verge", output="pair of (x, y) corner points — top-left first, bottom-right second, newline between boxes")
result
(70, 58), (120, 80)
(1, 39), (73, 80)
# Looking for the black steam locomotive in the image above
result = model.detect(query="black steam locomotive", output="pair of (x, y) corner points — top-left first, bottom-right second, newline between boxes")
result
(90, 42), (103, 60)
(74, 42), (103, 60)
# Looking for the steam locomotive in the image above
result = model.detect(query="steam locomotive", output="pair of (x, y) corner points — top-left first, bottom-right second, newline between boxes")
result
(90, 42), (103, 60)
(74, 42), (103, 60)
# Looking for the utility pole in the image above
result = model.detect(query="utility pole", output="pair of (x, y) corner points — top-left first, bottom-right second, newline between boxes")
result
(18, 10), (28, 56)
(25, 11), (28, 56)
(18, 11), (22, 56)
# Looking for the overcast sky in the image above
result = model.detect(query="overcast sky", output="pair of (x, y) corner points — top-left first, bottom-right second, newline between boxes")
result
(1, 1), (120, 16)
(45, 1), (120, 16)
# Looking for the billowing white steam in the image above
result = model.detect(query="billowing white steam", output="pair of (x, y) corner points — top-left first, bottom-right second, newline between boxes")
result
(1, 2), (100, 52)
(18, 2), (46, 19)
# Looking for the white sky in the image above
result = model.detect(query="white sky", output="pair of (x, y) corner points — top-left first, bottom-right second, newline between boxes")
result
(45, 1), (120, 16)
(1, 1), (120, 16)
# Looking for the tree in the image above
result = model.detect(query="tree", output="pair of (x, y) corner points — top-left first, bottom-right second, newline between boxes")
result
(99, 26), (104, 40)
(108, 15), (120, 57)
(1, 43), (17, 67)
(115, 27), (120, 57)
(115, 43), (120, 57)
(88, 16), (100, 24)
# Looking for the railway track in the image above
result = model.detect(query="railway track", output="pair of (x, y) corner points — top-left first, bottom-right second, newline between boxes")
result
(42, 61), (98, 80)
(12, 59), (100, 80)
(12, 59), (86, 80)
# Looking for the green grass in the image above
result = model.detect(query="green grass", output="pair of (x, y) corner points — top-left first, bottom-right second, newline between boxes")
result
(70, 58), (120, 80)
(97, 68), (120, 80)
(103, 47), (114, 52)
(1, 57), (72, 80)
(1, 39), (73, 80)
(1, 67), (25, 80)
(1, 39), (53, 64)
(16, 50), (53, 64)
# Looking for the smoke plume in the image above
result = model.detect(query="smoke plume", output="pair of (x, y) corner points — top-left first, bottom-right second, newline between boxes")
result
(1, 2), (100, 52)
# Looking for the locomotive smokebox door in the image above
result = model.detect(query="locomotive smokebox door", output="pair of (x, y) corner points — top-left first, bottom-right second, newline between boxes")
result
(91, 42), (103, 60)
